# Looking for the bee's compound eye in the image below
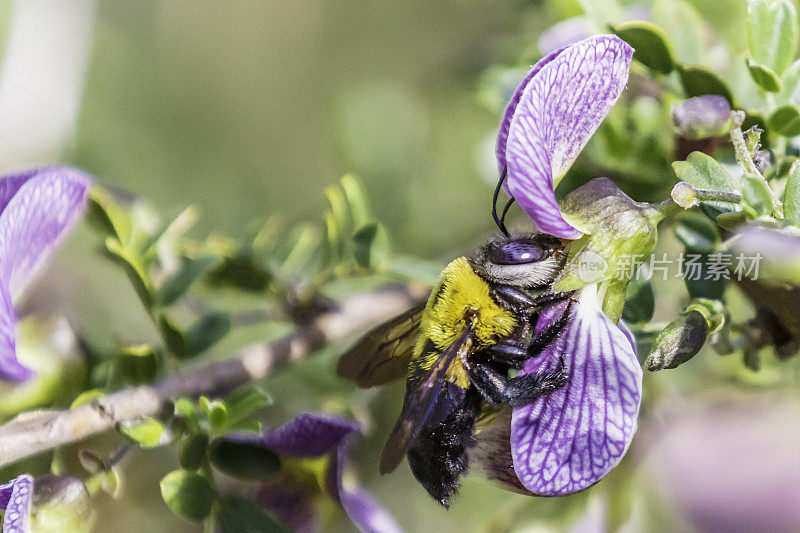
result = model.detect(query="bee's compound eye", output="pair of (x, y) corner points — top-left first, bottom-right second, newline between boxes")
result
(489, 242), (546, 265)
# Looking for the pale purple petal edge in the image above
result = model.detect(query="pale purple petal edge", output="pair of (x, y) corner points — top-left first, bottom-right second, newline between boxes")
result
(238, 412), (361, 458)
(1, 475), (33, 533)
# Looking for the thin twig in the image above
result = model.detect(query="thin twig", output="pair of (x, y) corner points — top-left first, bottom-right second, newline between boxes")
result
(0, 284), (427, 468)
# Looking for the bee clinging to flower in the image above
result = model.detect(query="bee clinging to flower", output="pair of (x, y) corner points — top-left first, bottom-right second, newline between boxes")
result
(339, 34), (646, 505)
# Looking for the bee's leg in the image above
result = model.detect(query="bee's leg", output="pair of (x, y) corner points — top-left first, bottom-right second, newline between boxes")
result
(491, 286), (539, 315)
(504, 366), (569, 407)
(527, 300), (574, 358)
(493, 286), (574, 316)
(484, 343), (528, 367)
(464, 361), (508, 408)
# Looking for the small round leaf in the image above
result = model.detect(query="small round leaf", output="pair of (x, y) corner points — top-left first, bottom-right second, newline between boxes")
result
(159, 470), (216, 522)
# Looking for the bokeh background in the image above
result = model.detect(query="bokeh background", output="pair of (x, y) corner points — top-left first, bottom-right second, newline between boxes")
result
(0, 0), (799, 531)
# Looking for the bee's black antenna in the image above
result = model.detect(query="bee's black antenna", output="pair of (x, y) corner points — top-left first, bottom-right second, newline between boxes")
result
(492, 168), (511, 237)
(500, 195), (515, 229)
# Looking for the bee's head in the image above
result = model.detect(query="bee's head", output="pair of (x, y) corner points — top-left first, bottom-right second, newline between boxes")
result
(469, 233), (567, 289)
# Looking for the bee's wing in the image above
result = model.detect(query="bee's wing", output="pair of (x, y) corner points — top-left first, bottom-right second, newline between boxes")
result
(378, 326), (472, 474)
(337, 303), (426, 388)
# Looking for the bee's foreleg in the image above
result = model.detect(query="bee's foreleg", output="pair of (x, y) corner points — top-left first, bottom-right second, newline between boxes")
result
(464, 362), (508, 408)
(484, 343), (528, 367)
(504, 367), (569, 407)
(527, 300), (574, 357)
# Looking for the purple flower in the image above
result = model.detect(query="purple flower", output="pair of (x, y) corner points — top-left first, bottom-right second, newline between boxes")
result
(0, 167), (89, 382)
(497, 35), (633, 239)
(228, 413), (402, 533)
(481, 35), (643, 496)
(671, 95), (733, 139)
(0, 475), (33, 533)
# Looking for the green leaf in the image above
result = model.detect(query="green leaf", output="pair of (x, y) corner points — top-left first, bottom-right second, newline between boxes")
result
(621, 279), (655, 324)
(117, 344), (162, 384)
(200, 396), (229, 431)
(185, 312), (231, 358)
(86, 188), (131, 243)
(119, 417), (164, 448)
(157, 256), (217, 306)
(279, 224), (321, 276)
(746, 58), (783, 92)
(179, 434), (209, 471)
(748, 0), (799, 75)
(353, 222), (390, 268)
(214, 496), (289, 533)
(779, 59), (800, 106)
(103, 237), (153, 309)
(224, 384), (272, 427)
(674, 212), (721, 254)
(769, 104), (800, 136)
(207, 250), (272, 292)
(678, 66), (734, 105)
(613, 21), (675, 74)
(340, 174), (369, 228)
(209, 438), (281, 480)
(672, 152), (738, 195)
(158, 315), (187, 358)
(70, 389), (105, 409)
(577, 0), (625, 25)
(652, 0), (706, 65)
(783, 160), (800, 225)
(683, 255), (728, 300)
(173, 398), (200, 430)
(741, 174), (774, 217)
(159, 470), (216, 522)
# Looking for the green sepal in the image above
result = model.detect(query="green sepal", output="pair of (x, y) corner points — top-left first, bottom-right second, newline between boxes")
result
(554, 178), (659, 293)
(116, 344), (162, 384)
(612, 21), (675, 74)
(31, 475), (93, 533)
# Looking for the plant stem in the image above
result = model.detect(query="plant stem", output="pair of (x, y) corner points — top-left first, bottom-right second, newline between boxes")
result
(730, 113), (783, 218)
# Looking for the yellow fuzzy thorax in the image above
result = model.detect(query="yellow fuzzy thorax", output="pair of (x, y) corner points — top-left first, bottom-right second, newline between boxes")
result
(412, 257), (517, 388)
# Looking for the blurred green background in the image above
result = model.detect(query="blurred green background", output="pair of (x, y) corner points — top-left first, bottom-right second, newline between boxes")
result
(1, 0), (799, 531)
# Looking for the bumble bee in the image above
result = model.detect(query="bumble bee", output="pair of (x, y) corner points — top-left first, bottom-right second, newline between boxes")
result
(337, 232), (575, 506)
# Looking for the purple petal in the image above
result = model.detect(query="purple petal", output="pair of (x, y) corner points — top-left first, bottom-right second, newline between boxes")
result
(511, 286), (642, 495)
(501, 35), (633, 239)
(0, 168), (90, 382)
(496, 48), (564, 181)
(253, 475), (318, 533)
(327, 439), (403, 533)
(251, 413), (361, 458)
(0, 475), (33, 533)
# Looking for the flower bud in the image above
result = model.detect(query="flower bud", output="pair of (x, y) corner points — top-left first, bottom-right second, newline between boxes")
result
(672, 96), (732, 139)
(645, 310), (709, 371)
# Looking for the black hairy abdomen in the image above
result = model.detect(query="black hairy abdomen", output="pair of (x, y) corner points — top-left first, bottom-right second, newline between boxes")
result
(406, 389), (481, 507)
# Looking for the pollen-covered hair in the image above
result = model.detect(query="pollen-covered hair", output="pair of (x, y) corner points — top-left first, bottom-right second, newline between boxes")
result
(468, 232), (567, 289)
